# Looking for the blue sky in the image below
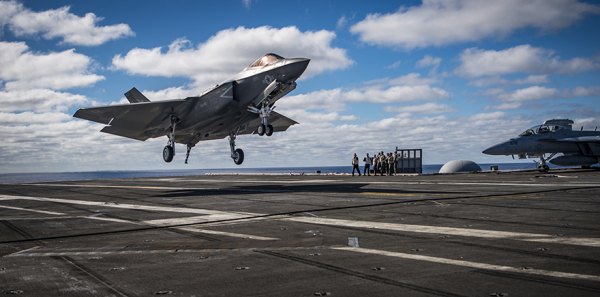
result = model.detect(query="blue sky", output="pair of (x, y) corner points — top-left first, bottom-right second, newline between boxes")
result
(1, 0), (599, 173)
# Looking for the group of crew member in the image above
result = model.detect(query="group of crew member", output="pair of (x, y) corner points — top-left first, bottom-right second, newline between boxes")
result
(352, 151), (398, 176)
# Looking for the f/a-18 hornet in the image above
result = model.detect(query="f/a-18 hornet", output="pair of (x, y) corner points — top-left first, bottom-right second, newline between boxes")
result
(482, 119), (600, 171)
(74, 53), (310, 165)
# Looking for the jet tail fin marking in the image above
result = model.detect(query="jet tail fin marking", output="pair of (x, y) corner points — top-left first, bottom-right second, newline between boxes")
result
(125, 87), (150, 103)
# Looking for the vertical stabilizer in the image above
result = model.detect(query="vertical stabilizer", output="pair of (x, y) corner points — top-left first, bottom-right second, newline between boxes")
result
(124, 87), (150, 103)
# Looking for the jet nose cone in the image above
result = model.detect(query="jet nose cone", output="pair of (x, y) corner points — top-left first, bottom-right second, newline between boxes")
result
(482, 143), (504, 155)
(482, 147), (494, 155)
(284, 57), (310, 80)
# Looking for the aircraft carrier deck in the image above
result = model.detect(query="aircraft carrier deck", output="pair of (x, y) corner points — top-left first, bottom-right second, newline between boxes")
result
(1, 170), (600, 296)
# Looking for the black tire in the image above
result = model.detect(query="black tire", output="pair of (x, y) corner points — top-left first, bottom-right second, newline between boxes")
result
(265, 124), (274, 136)
(233, 148), (244, 165)
(163, 145), (174, 163)
(257, 124), (265, 136)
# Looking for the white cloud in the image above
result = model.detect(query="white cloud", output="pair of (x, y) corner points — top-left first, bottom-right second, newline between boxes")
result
(488, 85), (600, 110)
(336, 15), (348, 29)
(0, 0), (133, 46)
(506, 86), (558, 102)
(0, 41), (104, 90)
(385, 102), (455, 114)
(567, 86), (600, 97)
(514, 74), (549, 85)
(491, 86), (558, 109)
(456, 45), (599, 77)
(345, 85), (449, 103)
(416, 55), (441, 69)
(350, 0), (599, 49)
(242, 0), (252, 9)
(387, 60), (402, 69)
(112, 26), (353, 88)
(0, 89), (88, 113)
(278, 73), (449, 114)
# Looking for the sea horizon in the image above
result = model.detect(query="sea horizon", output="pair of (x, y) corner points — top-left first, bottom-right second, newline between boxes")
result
(0, 162), (556, 184)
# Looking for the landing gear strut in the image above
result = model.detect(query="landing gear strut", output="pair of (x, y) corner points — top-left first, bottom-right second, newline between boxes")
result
(249, 102), (274, 137)
(536, 153), (557, 173)
(229, 130), (244, 165)
(184, 144), (194, 164)
(163, 115), (179, 163)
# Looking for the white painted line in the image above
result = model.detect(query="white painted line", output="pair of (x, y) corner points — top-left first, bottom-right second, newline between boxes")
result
(285, 217), (600, 248)
(81, 216), (138, 224)
(334, 247), (600, 282)
(0, 194), (245, 216)
(143, 214), (250, 226)
(26, 183), (211, 191)
(0, 194), (276, 241)
(6, 246), (41, 257)
(176, 226), (278, 241)
(0, 204), (65, 215)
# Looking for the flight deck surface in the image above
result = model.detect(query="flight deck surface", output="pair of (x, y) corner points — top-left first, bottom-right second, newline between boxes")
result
(1, 170), (600, 296)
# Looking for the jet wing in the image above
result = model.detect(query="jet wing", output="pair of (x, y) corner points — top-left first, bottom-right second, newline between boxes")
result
(73, 83), (234, 141)
(73, 99), (188, 141)
(541, 136), (600, 143)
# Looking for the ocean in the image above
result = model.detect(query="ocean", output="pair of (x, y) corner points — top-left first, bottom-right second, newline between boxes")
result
(0, 162), (549, 184)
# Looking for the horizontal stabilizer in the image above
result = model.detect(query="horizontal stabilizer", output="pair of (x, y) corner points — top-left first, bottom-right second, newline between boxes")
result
(125, 87), (150, 103)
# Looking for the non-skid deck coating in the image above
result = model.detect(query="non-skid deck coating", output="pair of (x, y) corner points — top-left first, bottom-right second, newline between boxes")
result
(1, 170), (600, 296)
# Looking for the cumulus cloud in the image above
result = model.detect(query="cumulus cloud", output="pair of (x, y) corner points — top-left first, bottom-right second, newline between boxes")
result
(416, 55), (441, 69)
(385, 102), (455, 114)
(0, 0), (133, 46)
(0, 41), (104, 90)
(350, 0), (599, 49)
(278, 72), (449, 117)
(0, 89), (88, 112)
(112, 26), (353, 88)
(456, 45), (600, 77)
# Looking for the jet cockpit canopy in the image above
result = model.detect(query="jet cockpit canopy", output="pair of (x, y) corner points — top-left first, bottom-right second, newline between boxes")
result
(247, 53), (285, 68)
(519, 119), (574, 137)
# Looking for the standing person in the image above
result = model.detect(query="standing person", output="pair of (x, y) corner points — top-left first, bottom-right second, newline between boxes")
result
(363, 153), (371, 176)
(380, 152), (387, 176)
(352, 153), (361, 176)
(388, 152), (395, 176)
(373, 153), (379, 176)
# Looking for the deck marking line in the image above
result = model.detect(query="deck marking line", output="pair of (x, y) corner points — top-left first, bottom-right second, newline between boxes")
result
(0, 194), (249, 216)
(0, 204), (65, 215)
(285, 217), (600, 248)
(176, 226), (278, 241)
(334, 247), (600, 282)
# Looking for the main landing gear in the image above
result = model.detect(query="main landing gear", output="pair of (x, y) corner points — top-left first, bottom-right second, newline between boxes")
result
(229, 130), (244, 165)
(163, 115), (179, 163)
(248, 102), (274, 137)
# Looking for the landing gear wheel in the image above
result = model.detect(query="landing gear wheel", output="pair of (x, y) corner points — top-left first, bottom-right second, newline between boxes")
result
(539, 164), (549, 173)
(265, 124), (274, 136)
(257, 124), (266, 136)
(163, 145), (174, 163)
(232, 148), (244, 165)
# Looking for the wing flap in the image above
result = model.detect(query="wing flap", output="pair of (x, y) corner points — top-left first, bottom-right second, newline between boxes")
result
(100, 125), (150, 141)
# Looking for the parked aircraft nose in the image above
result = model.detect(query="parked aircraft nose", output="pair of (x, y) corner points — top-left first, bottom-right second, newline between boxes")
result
(482, 143), (506, 155)
(284, 58), (310, 80)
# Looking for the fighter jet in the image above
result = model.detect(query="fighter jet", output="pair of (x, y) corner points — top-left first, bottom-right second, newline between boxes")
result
(74, 53), (310, 165)
(482, 119), (600, 171)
